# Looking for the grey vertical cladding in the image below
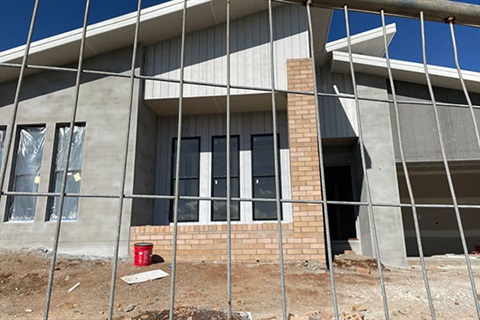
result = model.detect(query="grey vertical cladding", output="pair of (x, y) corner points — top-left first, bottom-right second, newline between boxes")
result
(144, 5), (309, 100)
(316, 66), (358, 138)
(153, 111), (291, 225)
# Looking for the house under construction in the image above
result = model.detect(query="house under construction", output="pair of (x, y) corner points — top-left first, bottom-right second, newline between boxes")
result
(0, 0), (479, 270)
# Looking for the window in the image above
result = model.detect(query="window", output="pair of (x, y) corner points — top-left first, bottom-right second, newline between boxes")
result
(48, 124), (86, 220)
(170, 138), (200, 222)
(7, 126), (46, 221)
(0, 127), (5, 171)
(211, 136), (240, 221)
(251, 134), (281, 220)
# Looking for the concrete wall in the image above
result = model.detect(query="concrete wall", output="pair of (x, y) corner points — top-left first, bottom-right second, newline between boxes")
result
(0, 47), (143, 257)
(131, 91), (158, 227)
(354, 73), (407, 267)
(389, 81), (480, 162)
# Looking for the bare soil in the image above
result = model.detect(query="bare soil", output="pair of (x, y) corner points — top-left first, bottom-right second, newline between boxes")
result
(1, 249), (479, 319)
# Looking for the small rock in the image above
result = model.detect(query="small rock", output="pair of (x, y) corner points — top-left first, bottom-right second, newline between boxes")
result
(25, 309), (33, 313)
(356, 267), (371, 275)
(454, 298), (460, 305)
(100, 311), (104, 315)
(125, 304), (136, 312)
(141, 315), (150, 320)
(352, 304), (366, 312)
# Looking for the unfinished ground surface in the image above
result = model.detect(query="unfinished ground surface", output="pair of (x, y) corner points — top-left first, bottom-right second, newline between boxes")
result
(1, 249), (479, 319)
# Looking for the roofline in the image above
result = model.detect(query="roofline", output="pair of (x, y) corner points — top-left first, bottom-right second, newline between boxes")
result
(0, 0), (206, 62)
(331, 51), (480, 94)
(325, 23), (396, 53)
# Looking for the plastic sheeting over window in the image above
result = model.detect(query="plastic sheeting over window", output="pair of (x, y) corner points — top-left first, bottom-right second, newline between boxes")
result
(8, 126), (46, 221)
(49, 124), (86, 220)
(0, 128), (5, 170)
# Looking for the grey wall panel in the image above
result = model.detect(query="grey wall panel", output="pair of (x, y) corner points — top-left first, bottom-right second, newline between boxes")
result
(389, 81), (480, 162)
(0, 47), (142, 257)
(144, 6), (309, 100)
(316, 67), (357, 138)
(154, 111), (291, 225)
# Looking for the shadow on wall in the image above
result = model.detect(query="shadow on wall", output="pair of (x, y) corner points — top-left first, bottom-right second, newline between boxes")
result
(0, 46), (139, 108)
(144, 5), (308, 77)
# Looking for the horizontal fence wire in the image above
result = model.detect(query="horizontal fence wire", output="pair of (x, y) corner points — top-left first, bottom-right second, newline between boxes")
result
(1, 62), (479, 111)
(0, 1), (479, 320)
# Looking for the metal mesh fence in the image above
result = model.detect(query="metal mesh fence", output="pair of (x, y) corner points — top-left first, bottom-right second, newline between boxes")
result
(0, 0), (479, 319)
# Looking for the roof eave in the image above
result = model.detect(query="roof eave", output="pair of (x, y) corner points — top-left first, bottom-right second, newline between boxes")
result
(330, 51), (480, 94)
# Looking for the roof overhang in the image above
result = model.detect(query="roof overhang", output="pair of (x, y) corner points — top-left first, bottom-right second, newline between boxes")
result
(331, 51), (480, 94)
(2, 0), (328, 84)
(325, 23), (396, 57)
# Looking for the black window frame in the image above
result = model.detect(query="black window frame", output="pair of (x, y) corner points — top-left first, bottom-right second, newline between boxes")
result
(46, 123), (86, 221)
(6, 124), (46, 222)
(251, 134), (282, 221)
(211, 135), (240, 222)
(169, 137), (201, 223)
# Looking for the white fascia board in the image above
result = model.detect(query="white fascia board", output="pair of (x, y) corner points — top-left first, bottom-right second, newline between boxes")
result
(331, 51), (480, 94)
(325, 23), (396, 57)
(0, 0), (208, 62)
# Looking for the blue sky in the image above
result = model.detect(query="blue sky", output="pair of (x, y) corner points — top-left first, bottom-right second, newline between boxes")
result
(0, 0), (479, 72)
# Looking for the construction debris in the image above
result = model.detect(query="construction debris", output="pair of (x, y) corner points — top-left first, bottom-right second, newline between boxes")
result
(352, 304), (367, 312)
(68, 282), (80, 293)
(342, 312), (363, 320)
(121, 269), (169, 284)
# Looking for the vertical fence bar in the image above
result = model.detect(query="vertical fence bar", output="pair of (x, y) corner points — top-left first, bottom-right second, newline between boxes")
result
(107, 0), (143, 319)
(267, 1), (288, 319)
(380, 10), (436, 319)
(225, 0), (233, 317)
(343, 6), (390, 319)
(305, 2), (339, 319)
(420, 12), (480, 317)
(44, 1), (91, 318)
(0, 0), (40, 207)
(169, 0), (188, 318)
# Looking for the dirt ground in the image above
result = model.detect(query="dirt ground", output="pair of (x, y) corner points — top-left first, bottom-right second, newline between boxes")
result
(1, 249), (479, 320)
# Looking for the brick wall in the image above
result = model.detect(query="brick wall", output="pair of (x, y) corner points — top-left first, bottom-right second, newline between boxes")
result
(130, 58), (325, 263)
(286, 58), (325, 261)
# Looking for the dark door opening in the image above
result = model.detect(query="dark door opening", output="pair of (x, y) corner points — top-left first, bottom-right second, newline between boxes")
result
(325, 165), (357, 240)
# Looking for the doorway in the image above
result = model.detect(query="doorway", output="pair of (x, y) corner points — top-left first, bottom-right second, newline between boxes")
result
(325, 165), (357, 240)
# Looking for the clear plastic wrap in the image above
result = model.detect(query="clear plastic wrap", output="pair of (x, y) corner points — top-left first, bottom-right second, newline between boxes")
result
(49, 125), (86, 220)
(8, 126), (46, 221)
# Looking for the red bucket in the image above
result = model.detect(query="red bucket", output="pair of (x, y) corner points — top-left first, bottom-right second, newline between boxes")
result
(134, 243), (153, 266)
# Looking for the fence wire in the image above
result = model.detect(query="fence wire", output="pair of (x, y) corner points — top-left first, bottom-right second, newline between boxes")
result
(0, 0), (479, 320)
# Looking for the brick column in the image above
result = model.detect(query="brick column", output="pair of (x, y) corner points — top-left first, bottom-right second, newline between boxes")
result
(286, 58), (325, 262)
